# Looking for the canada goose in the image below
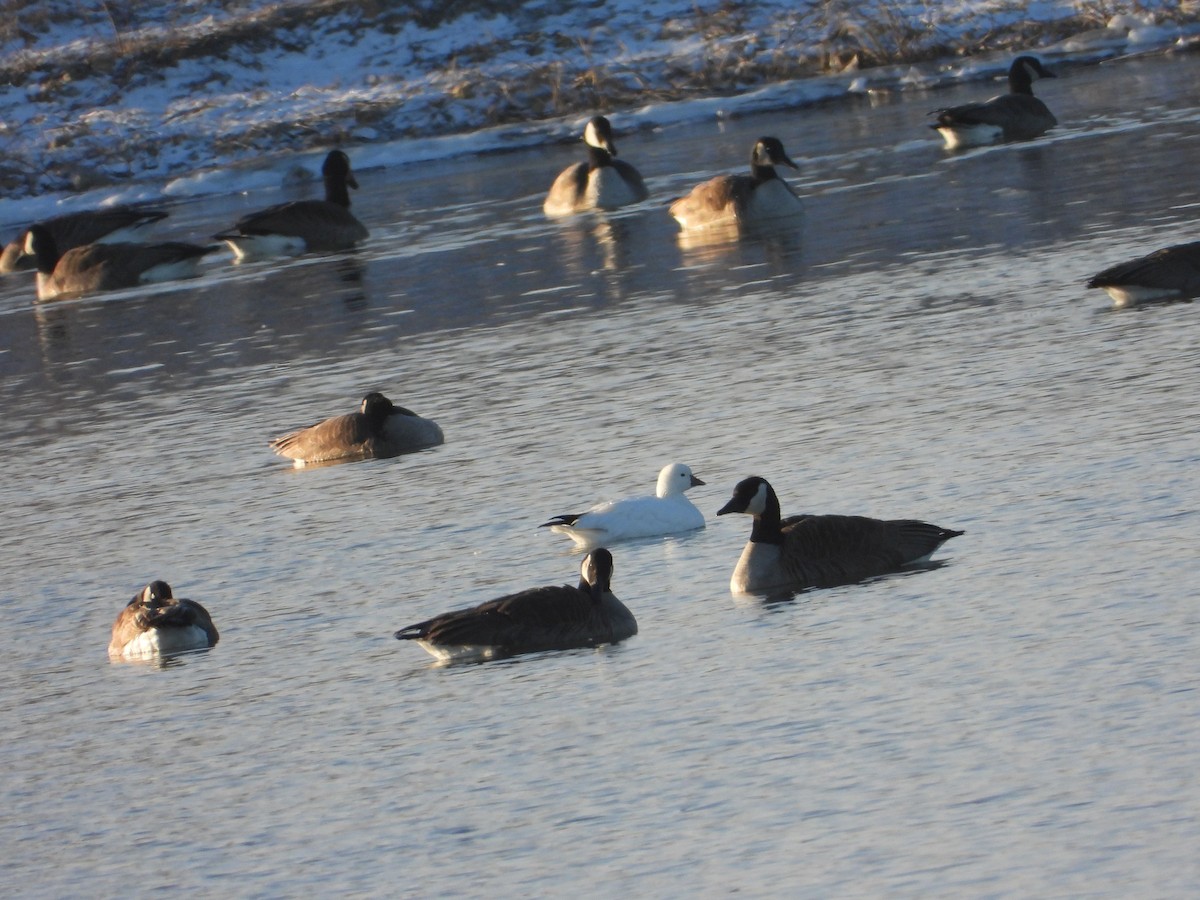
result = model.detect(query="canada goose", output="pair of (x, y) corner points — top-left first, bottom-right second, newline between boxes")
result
(1, 205), (169, 274)
(24, 224), (218, 301)
(108, 581), (219, 659)
(214, 150), (369, 260)
(269, 391), (443, 465)
(543, 116), (650, 217)
(1087, 240), (1200, 307)
(716, 476), (963, 595)
(669, 137), (804, 231)
(540, 462), (706, 548)
(931, 56), (1057, 149)
(394, 548), (636, 662)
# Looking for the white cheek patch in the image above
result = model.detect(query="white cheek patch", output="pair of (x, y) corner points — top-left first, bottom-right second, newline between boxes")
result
(746, 482), (769, 516)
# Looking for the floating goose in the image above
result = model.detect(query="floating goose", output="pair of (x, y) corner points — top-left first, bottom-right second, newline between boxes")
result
(108, 581), (219, 659)
(717, 476), (963, 595)
(395, 548), (636, 662)
(1087, 240), (1200, 307)
(669, 136), (804, 231)
(1, 205), (168, 274)
(540, 462), (706, 548)
(24, 224), (218, 300)
(543, 115), (650, 217)
(269, 391), (443, 466)
(931, 56), (1057, 149)
(214, 150), (369, 260)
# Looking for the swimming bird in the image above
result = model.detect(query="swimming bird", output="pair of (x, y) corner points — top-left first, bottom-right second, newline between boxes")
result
(1, 205), (168, 274)
(540, 462), (706, 548)
(395, 548), (636, 662)
(716, 476), (963, 596)
(931, 56), (1057, 149)
(214, 149), (369, 260)
(269, 391), (443, 465)
(669, 137), (804, 230)
(108, 581), (219, 659)
(543, 115), (650, 217)
(1087, 240), (1200, 307)
(24, 224), (218, 300)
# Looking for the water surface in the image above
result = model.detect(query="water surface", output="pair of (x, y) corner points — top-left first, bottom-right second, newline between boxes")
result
(1, 53), (1198, 897)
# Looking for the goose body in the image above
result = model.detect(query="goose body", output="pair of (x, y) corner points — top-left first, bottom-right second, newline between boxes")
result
(717, 476), (963, 595)
(669, 137), (803, 231)
(932, 56), (1057, 149)
(395, 549), (636, 662)
(540, 462), (706, 548)
(108, 581), (219, 659)
(24, 225), (217, 300)
(1087, 240), (1200, 307)
(543, 116), (649, 217)
(1, 205), (168, 274)
(270, 391), (443, 465)
(215, 150), (369, 260)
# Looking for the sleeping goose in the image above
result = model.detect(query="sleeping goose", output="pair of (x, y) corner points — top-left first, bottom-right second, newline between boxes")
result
(269, 391), (443, 466)
(395, 548), (636, 662)
(931, 56), (1057, 149)
(716, 476), (963, 596)
(24, 224), (218, 301)
(1, 205), (168, 274)
(1087, 240), (1200, 307)
(543, 115), (650, 217)
(214, 149), (369, 260)
(108, 580), (219, 659)
(669, 137), (803, 231)
(540, 462), (706, 548)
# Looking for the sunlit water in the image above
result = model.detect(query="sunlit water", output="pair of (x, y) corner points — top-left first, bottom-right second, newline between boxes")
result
(2, 54), (1198, 897)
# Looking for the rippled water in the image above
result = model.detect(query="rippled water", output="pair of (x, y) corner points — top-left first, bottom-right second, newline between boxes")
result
(2, 54), (1199, 897)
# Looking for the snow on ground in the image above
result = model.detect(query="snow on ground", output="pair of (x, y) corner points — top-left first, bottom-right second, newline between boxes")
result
(0, 1), (1196, 227)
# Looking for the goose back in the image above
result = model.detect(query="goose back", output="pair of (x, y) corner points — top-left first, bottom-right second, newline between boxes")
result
(25, 226), (217, 300)
(1, 206), (168, 274)
(1087, 240), (1200, 307)
(395, 549), (636, 662)
(270, 392), (442, 464)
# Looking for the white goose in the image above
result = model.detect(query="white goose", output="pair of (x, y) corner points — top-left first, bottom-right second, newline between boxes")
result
(540, 462), (706, 548)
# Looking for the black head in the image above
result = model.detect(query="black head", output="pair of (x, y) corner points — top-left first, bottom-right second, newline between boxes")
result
(1010, 56), (1055, 87)
(23, 224), (61, 273)
(139, 580), (174, 607)
(716, 476), (772, 517)
(322, 149), (358, 189)
(752, 137), (799, 171)
(359, 392), (394, 414)
(580, 547), (614, 599)
(583, 116), (617, 156)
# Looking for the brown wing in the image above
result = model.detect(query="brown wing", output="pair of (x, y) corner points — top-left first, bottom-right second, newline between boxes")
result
(1088, 241), (1200, 294)
(780, 515), (961, 588)
(670, 175), (755, 228)
(51, 242), (215, 292)
(269, 411), (373, 461)
(229, 200), (369, 250)
(543, 163), (590, 215)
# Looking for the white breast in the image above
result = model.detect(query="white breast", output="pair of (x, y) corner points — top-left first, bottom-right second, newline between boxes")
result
(743, 180), (804, 224)
(730, 542), (786, 595)
(587, 168), (643, 210)
(112, 625), (210, 659)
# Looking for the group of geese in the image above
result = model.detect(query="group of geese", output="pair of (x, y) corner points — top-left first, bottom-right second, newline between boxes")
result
(110, 437), (963, 661)
(43, 51), (1184, 661)
(2, 55), (1196, 305)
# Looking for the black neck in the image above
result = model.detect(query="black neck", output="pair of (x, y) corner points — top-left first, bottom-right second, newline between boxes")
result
(324, 174), (352, 207)
(27, 229), (60, 275)
(748, 486), (785, 544)
(586, 144), (614, 170)
(750, 162), (779, 183)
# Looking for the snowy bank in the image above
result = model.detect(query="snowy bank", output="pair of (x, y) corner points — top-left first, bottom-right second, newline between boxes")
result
(0, 0), (1196, 222)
